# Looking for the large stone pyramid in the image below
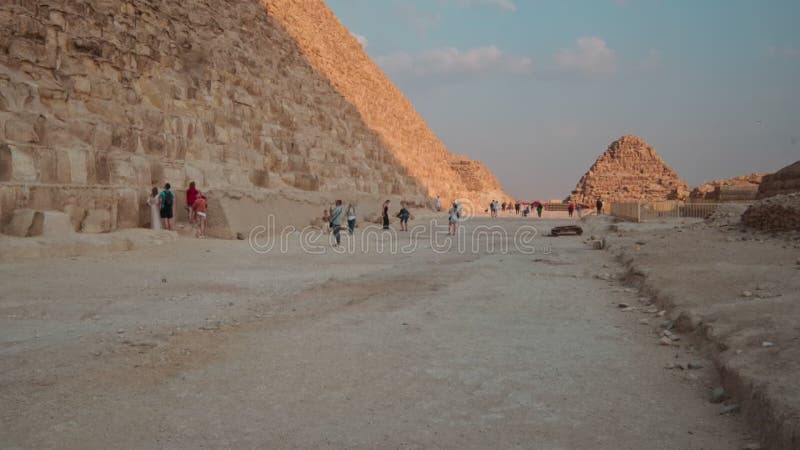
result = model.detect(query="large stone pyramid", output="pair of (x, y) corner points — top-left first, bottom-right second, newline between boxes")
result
(569, 135), (689, 205)
(0, 0), (509, 235)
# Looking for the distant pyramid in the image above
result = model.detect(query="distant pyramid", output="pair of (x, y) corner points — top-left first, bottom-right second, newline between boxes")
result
(569, 135), (689, 204)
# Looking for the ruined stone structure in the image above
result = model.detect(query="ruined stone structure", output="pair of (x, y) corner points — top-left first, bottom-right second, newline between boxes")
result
(757, 161), (800, 199)
(689, 173), (765, 202)
(0, 0), (508, 236)
(569, 135), (689, 205)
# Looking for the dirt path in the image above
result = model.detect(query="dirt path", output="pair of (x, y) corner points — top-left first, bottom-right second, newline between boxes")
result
(1, 218), (751, 449)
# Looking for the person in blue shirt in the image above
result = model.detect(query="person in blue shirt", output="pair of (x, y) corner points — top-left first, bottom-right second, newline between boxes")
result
(448, 202), (459, 236)
(159, 183), (175, 230)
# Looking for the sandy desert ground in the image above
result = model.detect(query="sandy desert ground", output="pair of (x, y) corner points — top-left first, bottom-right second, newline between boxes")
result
(0, 214), (769, 449)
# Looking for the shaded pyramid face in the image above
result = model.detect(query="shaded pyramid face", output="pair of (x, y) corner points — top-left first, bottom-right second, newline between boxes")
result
(570, 135), (689, 204)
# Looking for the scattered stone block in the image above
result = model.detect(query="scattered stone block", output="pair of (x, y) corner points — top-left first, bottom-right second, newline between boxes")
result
(81, 209), (113, 233)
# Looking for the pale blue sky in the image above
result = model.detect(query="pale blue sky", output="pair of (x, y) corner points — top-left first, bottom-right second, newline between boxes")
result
(327, 0), (800, 199)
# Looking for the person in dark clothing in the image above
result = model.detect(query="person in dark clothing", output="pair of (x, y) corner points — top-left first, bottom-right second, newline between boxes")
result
(159, 183), (175, 230)
(330, 199), (344, 246)
(568, 203), (575, 218)
(382, 200), (390, 230)
(596, 198), (604, 215)
(514, 202), (521, 215)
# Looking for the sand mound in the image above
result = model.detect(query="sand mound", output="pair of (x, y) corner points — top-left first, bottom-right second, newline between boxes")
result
(741, 193), (800, 232)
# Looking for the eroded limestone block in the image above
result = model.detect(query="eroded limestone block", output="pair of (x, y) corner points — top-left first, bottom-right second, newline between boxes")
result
(3, 209), (38, 237)
(0, 144), (38, 182)
(81, 209), (112, 233)
(67, 148), (88, 184)
(3, 209), (74, 237)
(116, 189), (140, 229)
(4, 118), (39, 144)
(38, 210), (75, 237)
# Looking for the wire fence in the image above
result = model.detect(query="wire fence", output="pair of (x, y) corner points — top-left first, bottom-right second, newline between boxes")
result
(609, 200), (738, 222)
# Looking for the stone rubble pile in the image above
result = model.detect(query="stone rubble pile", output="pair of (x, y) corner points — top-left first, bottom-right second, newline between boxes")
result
(741, 193), (800, 232)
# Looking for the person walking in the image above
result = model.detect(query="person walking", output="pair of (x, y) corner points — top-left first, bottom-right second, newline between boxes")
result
(146, 187), (161, 230)
(536, 201), (543, 218)
(330, 200), (344, 246)
(397, 202), (411, 231)
(448, 202), (458, 236)
(596, 198), (604, 215)
(186, 181), (199, 225)
(159, 183), (175, 230)
(322, 208), (332, 232)
(434, 195), (441, 212)
(568, 202), (575, 218)
(193, 193), (208, 238)
(515, 201), (521, 215)
(382, 200), (390, 230)
(346, 202), (357, 235)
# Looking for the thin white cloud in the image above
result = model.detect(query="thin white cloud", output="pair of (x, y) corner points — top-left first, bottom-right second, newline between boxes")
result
(352, 32), (368, 48)
(396, 3), (442, 37)
(457, 0), (517, 12)
(639, 48), (664, 72)
(376, 46), (532, 78)
(768, 45), (800, 59)
(554, 37), (617, 78)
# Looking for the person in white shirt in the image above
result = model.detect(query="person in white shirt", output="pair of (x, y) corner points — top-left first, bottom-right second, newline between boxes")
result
(346, 202), (357, 235)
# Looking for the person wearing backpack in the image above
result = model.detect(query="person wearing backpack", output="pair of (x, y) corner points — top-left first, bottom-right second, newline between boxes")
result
(396, 201), (411, 231)
(159, 182), (175, 230)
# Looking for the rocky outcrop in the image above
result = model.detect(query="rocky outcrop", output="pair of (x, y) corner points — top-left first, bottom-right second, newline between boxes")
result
(690, 173), (765, 202)
(757, 161), (800, 199)
(569, 135), (689, 205)
(0, 0), (507, 234)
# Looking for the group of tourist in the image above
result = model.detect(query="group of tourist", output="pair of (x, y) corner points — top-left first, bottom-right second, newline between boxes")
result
(149, 188), (606, 245)
(320, 197), (466, 245)
(146, 181), (208, 238)
(323, 199), (420, 246)
(487, 198), (604, 218)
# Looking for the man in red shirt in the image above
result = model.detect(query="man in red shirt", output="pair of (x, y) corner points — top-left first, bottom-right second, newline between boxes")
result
(186, 181), (199, 224)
